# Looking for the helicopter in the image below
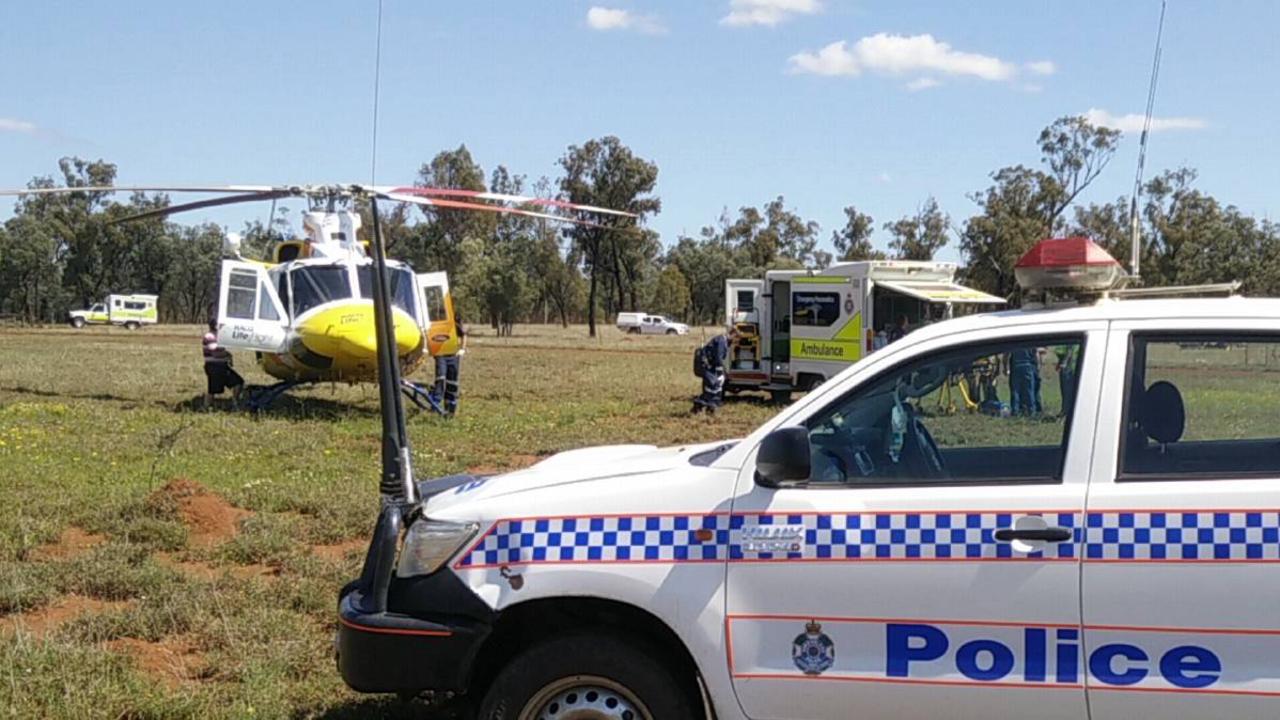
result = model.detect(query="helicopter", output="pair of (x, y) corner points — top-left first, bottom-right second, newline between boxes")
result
(0, 183), (632, 412)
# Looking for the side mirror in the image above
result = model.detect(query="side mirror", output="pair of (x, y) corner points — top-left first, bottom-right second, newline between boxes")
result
(755, 427), (811, 488)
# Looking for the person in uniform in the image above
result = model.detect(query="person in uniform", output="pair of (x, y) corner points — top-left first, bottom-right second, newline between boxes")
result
(433, 313), (467, 416)
(1055, 344), (1079, 416)
(1008, 346), (1040, 416)
(202, 320), (244, 408)
(692, 328), (733, 415)
(887, 314), (909, 343)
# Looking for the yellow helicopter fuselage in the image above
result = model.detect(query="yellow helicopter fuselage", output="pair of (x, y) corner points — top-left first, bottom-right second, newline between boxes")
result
(214, 210), (459, 387)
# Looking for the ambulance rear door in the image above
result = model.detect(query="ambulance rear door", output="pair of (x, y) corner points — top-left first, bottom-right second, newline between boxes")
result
(788, 276), (863, 382)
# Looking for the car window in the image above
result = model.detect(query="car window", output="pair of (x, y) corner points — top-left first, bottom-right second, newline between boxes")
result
(1120, 334), (1280, 480)
(804, 336), (1084, 486)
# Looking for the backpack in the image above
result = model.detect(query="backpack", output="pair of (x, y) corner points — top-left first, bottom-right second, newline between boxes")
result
(692, 346), (706, 377)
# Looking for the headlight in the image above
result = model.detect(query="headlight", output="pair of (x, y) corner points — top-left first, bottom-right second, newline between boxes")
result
(396, 519), (480, 578)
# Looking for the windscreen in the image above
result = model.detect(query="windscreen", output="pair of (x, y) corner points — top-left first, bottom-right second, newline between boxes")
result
(356, 266), (419, 322)
(290, 266), (352, 316)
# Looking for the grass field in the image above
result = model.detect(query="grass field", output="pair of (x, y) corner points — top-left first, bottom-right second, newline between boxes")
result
(3, 325), (1276, 718)
(0, 323), (774, 719)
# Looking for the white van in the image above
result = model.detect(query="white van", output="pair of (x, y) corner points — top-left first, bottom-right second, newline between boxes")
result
(725, 261), (1003, 401)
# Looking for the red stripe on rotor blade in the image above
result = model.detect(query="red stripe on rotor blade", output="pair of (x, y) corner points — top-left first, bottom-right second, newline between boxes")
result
(386, 186), (636, 218)
(380, 192), (611, 229)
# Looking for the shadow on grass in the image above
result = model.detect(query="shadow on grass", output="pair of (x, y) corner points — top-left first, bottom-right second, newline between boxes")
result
(0, 384), (164, 408)
(171, 392), (381, 421)
(297, 697), (471, 720)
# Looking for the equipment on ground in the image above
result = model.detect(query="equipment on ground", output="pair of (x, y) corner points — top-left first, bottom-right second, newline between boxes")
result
(67, 294), (158, 329)
(724, 261), (1005, 402)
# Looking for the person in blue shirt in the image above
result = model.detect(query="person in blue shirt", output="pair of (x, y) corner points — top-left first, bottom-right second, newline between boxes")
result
(692, 329), (733, 415)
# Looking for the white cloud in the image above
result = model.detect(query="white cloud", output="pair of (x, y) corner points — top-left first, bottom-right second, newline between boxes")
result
(876, 171), (893, 183)
(0, 118), (38, 134)
(722, 0), (821, 27)
(906, 77), (940, 91)
(1026, 60), (1056, 76)
(1083, 108), (1207, 133)
(586, 7), (665, 34)
(789, 34), (1018, 82)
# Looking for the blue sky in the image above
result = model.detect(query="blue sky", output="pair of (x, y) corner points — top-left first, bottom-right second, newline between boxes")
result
(3, 1), (1277, 262)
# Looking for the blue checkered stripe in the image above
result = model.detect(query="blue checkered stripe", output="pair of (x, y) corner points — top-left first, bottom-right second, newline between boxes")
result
(736, 512), (1081, 561)
(1085, 511), (1280, 561)
(456, 514), (733, 568)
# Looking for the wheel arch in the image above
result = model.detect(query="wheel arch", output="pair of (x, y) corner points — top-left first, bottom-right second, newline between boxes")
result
(470, 595), (710, 719)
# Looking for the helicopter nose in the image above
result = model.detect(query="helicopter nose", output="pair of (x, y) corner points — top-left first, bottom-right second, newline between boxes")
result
(297, 304), (420, 362)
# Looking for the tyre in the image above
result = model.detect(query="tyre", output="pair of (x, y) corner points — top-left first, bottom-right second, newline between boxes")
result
(627, 327), (640, 335)
(124, 321), (140, 330)
(477, 633), (697, 720)
(70, 317), (85, 329)
(666, 328), (677, 335)
(770, 389), (791, 404)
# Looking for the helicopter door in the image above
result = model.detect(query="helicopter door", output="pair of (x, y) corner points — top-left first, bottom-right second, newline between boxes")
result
(216, 260), (288, 352)
(417, 272), (459, 356)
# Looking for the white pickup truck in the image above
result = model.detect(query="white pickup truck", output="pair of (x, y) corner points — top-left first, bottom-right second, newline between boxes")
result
(337, 239), (1279, 719)
(617, 312), (689, 335)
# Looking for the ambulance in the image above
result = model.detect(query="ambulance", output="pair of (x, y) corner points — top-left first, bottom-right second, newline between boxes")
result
(337, 238), (1280, 720)
(67, 293), (158, 329)
(724, 261), (1004, 402)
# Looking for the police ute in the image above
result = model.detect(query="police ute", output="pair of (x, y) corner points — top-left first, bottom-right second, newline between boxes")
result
(337, 237), (1280, 720)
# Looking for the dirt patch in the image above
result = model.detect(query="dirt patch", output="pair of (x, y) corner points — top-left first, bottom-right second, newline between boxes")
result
(466, 454), (543, 476)
(154, 552), (278, 581)
(29, 526), (107, 561)
(0, 595), (134, 638)
(107, 635), (206, 688)
(147, 478), (252, 548)
(312, 539), (368, 563)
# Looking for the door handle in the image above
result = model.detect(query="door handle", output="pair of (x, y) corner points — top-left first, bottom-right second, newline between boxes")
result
(994, 527), (1072, 543)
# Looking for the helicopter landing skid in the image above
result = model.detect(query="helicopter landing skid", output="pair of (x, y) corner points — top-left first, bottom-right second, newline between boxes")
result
(243, 379), (307, 413)
(400, 380), (447, 416)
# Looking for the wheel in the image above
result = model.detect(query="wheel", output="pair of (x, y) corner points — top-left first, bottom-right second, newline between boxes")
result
(770, 389), (791, 404)
(666, 329), (677, 335)
(477, 634), (697, 720)
(124, 321), (140, 330)
(70, 317), (85, 329)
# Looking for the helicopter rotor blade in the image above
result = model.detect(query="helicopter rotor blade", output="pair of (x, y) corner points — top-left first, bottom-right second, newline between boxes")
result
(382, 186), (637, 218)
(377, 191), (615, 230)
(0, 185), (279, 197)
(107, 190), (295, 224)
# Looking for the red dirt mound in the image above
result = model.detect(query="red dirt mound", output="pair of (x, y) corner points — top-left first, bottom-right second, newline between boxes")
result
(108, 635), (205, 688)
(30, 526), (107, 561)
(148, 478), (251, 548)
(0, 595), (134, 638)
(312, 538), (368, 563)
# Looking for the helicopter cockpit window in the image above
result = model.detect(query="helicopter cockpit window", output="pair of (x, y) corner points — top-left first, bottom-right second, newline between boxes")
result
(290, 266), (352, 317)
(356, 266), (419, 322)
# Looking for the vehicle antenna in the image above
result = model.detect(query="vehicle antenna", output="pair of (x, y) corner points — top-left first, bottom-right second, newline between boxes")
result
(369, 193), (417, 505)
(369, 0), (383, 185)
(1128, 0), (1167, 283)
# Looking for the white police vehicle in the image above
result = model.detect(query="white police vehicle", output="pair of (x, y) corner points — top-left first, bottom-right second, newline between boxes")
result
(338, 238), (1280, 719)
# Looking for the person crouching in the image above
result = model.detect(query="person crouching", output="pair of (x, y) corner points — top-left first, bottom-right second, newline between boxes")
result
(202, 321), (244, 408)
(692, 328), (733, 415)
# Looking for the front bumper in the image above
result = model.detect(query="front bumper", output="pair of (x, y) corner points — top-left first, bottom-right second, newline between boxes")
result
(336, 587), (488, 693)
(335, 498), (495, 695)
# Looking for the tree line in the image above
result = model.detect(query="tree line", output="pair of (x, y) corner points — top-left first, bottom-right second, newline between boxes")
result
(4, 117), (1280, 332)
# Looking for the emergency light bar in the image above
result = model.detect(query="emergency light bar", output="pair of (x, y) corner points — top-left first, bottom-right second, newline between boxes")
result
(1015, 236), (1127, 293)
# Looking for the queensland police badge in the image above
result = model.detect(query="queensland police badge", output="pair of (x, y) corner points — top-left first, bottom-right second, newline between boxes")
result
(792, 620), (835, 675)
